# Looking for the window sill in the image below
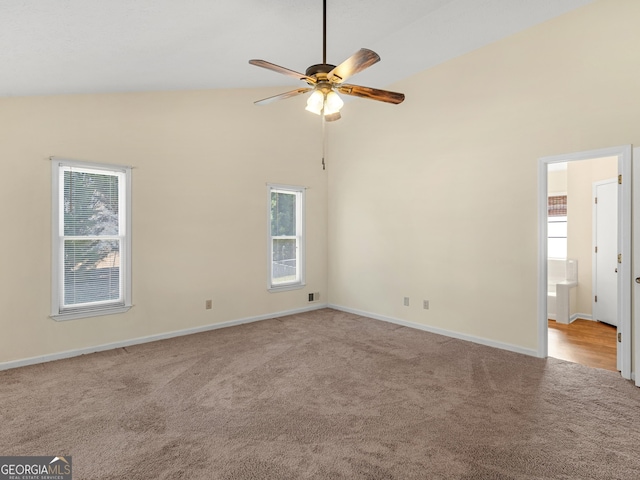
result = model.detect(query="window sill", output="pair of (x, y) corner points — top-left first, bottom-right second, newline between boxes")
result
(51, 305), (132, 322)
(268, 283), (305, 293)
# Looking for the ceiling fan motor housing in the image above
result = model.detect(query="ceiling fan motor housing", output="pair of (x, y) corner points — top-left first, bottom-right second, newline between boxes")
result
(305, 64), (337, 81)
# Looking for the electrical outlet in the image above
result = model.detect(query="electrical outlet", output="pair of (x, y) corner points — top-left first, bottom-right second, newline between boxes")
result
(314, 292), (320, 301)
(423, 300), (429, 310)
(205, 299), (212, 310)
(403, 297), (410, 307)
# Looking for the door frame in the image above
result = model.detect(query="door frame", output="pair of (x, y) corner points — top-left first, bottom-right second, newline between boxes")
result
(632, 147), (640, 387)
(537, 145), (631, 380)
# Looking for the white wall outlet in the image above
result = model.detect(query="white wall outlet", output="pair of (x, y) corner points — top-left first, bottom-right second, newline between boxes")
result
(403, 297), (410, 306)
(423, 300), (429, 310)
(205, 299), (212, 310)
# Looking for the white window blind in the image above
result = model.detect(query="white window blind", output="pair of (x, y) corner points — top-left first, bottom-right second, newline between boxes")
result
(51, 159), (132, 320)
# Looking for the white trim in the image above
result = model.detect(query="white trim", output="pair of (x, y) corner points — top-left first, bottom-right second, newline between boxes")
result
(123, 161), (133, 313)
(619, 148), (632, 379)
(537, 159), (549, 359)
(266, 182), (308, 191)
(267, 283), (306, 293)
(538, 145), (632, 378)
(49, 156), (131, 173)
(570, 313), (593, 323)
(538, 146), (629, 164)
(329, 304), (538, 357)
(632, 147), (640, 387)
(0, 304), (328, 371)
(51, 158), (132, 321)
(51, 160), (61, 315)
(50, 305), (132, 321)
(267, 183), (306, 291)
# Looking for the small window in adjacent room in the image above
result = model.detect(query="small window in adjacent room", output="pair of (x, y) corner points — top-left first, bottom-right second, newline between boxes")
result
(548, 195), (567, 259)
(268, 184), (305, 291)
(51, 158), (132, 320)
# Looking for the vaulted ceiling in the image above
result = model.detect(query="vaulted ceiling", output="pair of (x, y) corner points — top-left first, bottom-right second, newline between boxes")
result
(1, 0), (593, 97)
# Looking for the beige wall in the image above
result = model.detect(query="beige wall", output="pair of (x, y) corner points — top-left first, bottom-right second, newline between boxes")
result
(548, 169), (567, 195)
(328, 0), (640, 352)
(0, 88), (328, 364)
(2, 0), (638, 366)
(567, 157), (618, 317)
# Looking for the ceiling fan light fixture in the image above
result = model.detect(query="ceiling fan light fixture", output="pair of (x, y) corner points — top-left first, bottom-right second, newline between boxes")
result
(323, 90), (344, 115)
(305, 89), (325, 115)
(324, 112), (341, 122)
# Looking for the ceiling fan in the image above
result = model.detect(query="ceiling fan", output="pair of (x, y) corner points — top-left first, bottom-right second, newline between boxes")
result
(248, 0), (405, 122)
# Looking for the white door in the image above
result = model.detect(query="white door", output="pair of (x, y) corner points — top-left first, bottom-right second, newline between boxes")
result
(593, 180), (618, 326)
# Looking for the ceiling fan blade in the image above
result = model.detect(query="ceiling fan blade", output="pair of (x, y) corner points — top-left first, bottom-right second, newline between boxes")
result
(249, 59), (316, 83)
(327, 48), (380, 84)
(337, 84), (405, 104)
(254, 88), (313, 105)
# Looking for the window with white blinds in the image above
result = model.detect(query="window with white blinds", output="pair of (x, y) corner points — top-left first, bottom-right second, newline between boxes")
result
(268, 184), (305, 291)
(548, 195), (567, 259)
(51, 158), (132, 320)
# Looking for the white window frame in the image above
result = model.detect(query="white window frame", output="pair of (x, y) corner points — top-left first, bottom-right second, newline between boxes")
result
(548, 215), (568, 259)
(267, 183), (305, 292)
(547, 193), (568, 259)
(51, 158), (132, 321)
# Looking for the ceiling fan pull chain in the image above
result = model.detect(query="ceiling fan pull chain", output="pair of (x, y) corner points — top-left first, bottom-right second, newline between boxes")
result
(321, 114), (326, 170)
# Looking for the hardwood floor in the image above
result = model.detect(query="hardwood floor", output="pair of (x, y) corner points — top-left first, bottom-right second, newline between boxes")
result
(548, 319), (617, 371)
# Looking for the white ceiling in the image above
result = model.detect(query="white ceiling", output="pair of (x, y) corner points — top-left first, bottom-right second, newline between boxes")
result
(1, 0), (593, 97)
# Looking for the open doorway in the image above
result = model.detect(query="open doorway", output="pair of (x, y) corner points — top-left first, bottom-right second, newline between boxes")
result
(537, 146), (631, 379)
(546, 159), (617, 370)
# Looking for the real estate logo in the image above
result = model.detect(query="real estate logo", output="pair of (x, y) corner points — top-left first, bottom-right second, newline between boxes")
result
(0, 456), (72, 480)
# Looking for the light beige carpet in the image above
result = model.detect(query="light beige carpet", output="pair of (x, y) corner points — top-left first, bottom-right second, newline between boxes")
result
(2, 308), (640, 479)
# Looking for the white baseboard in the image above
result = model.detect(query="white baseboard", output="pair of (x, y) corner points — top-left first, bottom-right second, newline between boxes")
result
(570, 313), (593, 322)
(329, 304), (538, 357)
(547, 314), (593, 324)
(0, 303), (328, 371)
